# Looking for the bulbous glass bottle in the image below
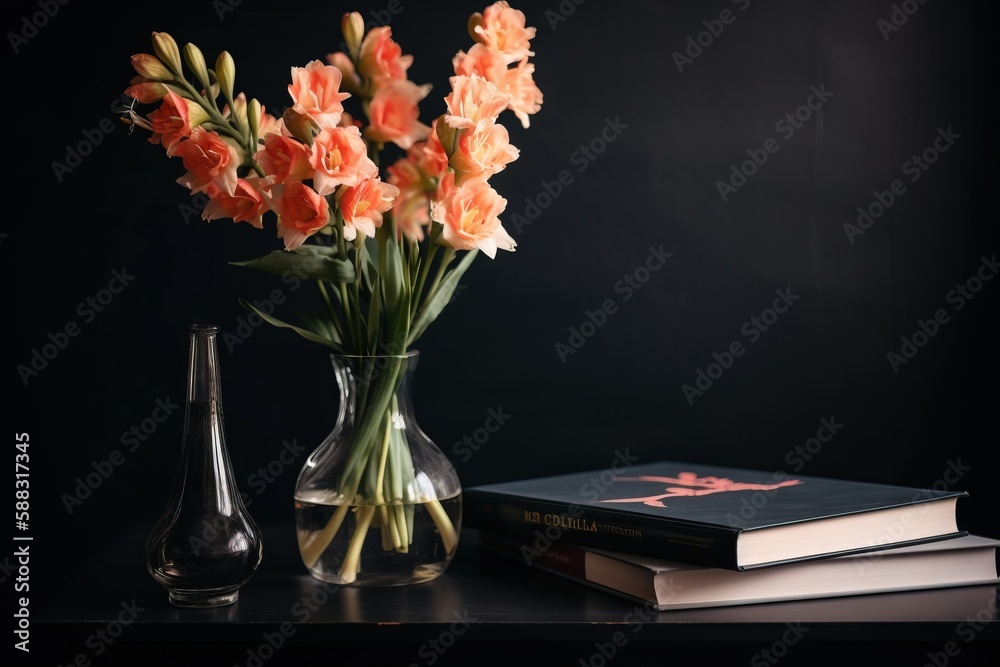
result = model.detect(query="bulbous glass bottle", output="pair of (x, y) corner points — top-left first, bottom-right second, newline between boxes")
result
(145, 324), (263, 607)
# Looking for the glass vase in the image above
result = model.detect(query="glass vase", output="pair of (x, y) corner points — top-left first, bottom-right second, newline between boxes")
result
(145, 324), (264, 607)
(294, 351), (462, 586)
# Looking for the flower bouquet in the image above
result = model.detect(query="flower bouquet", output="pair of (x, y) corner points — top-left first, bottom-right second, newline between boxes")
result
(123, 3), (541, 584)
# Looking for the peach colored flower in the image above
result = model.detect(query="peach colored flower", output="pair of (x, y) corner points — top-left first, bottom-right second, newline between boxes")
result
(258, 111), (282, 138)
(357, 27), (413, 85)
(431, 172), (515, 259)
(125, 75), (167, 104)
(443, 74), (509, 130)
(474, 1), (536, 65)
(309, 126), (377, 195)
(171, 127), (241, 196)
(338, 112), (363, 130)
(365, 80), (432, 150)
(387, 156), (425, 192)
(392, 187), (432, 242)
(388, 158), (432, 242)
(326, 52), (362, 94)
(255, 133), (313, 184)
(412, 119), (450, 178)
(337, 175), (399, 241)
(500, 59), (543, 129)
(262, 180), (331, 251)
(149, 90), (209, 150)
(452, 43), (507, 83)
(202, 176), (268, 229)
(288, 60), (350, 129)
(450, 120), (519, 182)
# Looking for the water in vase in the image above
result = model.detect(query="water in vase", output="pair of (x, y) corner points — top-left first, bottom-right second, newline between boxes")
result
(294, 495), (462, 586)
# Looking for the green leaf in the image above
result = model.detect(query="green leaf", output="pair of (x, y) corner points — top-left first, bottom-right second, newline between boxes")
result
(360, 238), (379, 291)
(230, 246), (355, 283)
(239, 298), (342, 350)
(406, 250), (478, 346)
(367, 276), (381, 351)
(296, 311), (343, 346)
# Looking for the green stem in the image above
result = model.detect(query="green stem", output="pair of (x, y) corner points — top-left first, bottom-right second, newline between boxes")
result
(426, 499), (458, 555)
(338, 359), (404, 501)
(301, 502), (350, 569)
(339, 506), (376, 583)
(317, 281), (346, 345)
(352, 247), (365, 354)
(332, 211), (357, 352)
(173, 74), (264, 176)
(411, 248), (456, 328)
(410, 242), (440, 320)
(374, 409), (392, 501)
(174, 76), (244, 146)
(203, 69), (224, 115)
(339, 282), (355, 348)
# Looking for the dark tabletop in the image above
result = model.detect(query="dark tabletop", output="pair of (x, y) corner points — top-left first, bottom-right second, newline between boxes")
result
(31, 522), (1000, 666)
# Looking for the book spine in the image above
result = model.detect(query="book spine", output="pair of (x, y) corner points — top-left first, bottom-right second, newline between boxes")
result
(479, 533), (656, 607)
(481, 532), (590, 580)
(465, 492), (741, 570)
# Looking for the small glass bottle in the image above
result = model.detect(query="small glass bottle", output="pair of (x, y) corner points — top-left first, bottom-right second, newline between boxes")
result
(146, 324), (263, 607)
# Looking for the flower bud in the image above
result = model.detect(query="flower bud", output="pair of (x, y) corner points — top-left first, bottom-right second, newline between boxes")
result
(282, 108), (320, 146)
(131, 53), (172, 80)
(231, 92), (249, 134)
(435, 118), (460, 159)
(125, 76), (168, 103)
(183, 43), (211, 89)
(247, 98), (262, 140)
(216, 51), (236, 102)
(468, 13), (484, 42)
(341, 12), (365, 58)
(151, 32), (182, 75)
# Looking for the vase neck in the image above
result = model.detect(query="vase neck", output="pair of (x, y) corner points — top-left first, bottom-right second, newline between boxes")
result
(188, 325), (223, 404)
(177, 325), (239, 510)
(332, 353), (419, 424)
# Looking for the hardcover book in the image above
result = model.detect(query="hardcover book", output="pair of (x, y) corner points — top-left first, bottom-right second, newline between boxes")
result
(480, 532), (1000, 611)
(463, 460), (967, 570)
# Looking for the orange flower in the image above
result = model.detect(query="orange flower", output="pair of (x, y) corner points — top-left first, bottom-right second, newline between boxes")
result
(474, 1), (536, 65)
(443, 74), (509, 130)
(450, 120), (519, 182)
(412, 120), (450, 178)
(453, 43), (506, 82)
(338, 175), (399, 241)
(432, 172), (515, 259)
(309, 126), (377, 195)
(326, 52), (362, 95)
(171, 127), (241, 196)
(124, 76), (167, 104)
(357, 27), (413, 86)
(202, 176), (268, 229)
(149, 90), (209, 150)
(262, 180), (331, 251)
(500, 58), (543, 129)
(288, 60), (350, 129)
(454, 46), (543, 129)
(388, 157), (432, 242)
(365, 80), (432, 150)
(255, 133), (313, 184)
(257, 110), (282, 138)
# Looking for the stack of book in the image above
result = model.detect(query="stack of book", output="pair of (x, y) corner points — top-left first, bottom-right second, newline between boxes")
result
(463, 461), (999, 610)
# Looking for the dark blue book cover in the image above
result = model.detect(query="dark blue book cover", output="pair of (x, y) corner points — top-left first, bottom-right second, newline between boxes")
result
(464, 460), (967, 570)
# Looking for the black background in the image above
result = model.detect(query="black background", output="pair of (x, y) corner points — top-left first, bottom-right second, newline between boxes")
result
(3, 0), (998, 659)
